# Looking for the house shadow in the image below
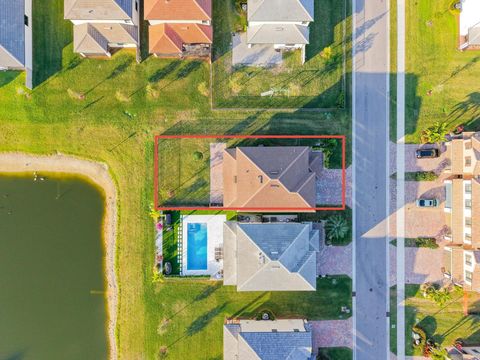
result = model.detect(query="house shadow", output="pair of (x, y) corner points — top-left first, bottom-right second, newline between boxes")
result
(32, 1), (73, 87)
(0, 71), (21, 88)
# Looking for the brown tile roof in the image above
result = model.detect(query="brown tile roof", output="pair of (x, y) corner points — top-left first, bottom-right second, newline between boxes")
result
(145, 0), (211, 21)
(450, 246), (464, 283)
(450, 139), (465, 174)
(223, 146), (317, 210)
(149, 23), (212, 54)
(65, 0), (132, 20)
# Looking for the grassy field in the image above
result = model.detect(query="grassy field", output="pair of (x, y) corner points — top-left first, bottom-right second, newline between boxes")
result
(0, 0), (353, 358)
(145, 276), (352, 358)
(317, 347), (352, 360)
(212, 0), (350, 109)
(405, 0), (480, 142)
(404, 285), (480, 355)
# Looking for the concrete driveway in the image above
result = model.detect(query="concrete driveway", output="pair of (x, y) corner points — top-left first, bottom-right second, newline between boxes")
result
(232, 33), (282, 66)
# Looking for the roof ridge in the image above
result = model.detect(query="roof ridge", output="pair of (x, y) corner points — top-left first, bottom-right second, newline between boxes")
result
(192, 0), (211, 20)
(278, 146), (309, 182)
(278, 225), (310, 267)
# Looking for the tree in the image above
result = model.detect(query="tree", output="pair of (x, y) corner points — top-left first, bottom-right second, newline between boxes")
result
(325, 215), (349, 243)
(422, 122), (450, 144)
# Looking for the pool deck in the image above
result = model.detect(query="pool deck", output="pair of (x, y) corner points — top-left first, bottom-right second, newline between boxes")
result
(181, 214), (226, 276)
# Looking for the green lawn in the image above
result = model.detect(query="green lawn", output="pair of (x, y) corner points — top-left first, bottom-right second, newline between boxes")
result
(405, 0), (480, 142)
(212, 0), (350, 109)
(405, 285), (480, 355)
(0, 0), (353, 358)
(145, 276), (352, 359)
(317, 347), (352, 360)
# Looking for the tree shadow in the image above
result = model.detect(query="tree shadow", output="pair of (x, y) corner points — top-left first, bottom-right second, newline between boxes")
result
(176, 61), (202, 80)
(2, 350), (26, 360)
(149, 61), (182, 83)
(185, 302), (229, 337)
(193, 282), (222, 302)
(450, 92), (480, 126)
(84, 58), (133, 95)
(0, 71), (20, 88)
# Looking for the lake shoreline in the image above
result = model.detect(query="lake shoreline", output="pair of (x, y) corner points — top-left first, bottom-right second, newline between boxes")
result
(0, 152), (118, 360)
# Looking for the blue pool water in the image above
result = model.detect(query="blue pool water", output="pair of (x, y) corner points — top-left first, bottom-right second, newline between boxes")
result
(187, 223), (208, 270)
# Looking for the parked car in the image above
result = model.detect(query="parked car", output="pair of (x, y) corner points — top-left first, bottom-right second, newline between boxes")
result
(416, 199), (439, 207)
(416, 148), (439, 158)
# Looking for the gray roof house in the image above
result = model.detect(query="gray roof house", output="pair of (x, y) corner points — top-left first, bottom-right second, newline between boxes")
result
(223, 222), (319, 291)
(247, 0), (314, 56)
(0, 0), (33, 88)
(224, 319), (313, 360)
(64, 0), (139, 57)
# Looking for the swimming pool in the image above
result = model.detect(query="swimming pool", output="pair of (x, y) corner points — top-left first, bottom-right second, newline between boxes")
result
(186, 223), (208, 270)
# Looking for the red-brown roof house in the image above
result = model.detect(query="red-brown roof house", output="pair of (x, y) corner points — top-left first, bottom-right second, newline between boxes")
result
(145, 0), (212, 59)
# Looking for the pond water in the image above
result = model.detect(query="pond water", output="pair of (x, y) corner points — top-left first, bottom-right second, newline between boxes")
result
(0, 174), (108, 359)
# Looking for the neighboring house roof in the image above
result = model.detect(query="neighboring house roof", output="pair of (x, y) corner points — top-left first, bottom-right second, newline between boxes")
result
(145, 0), (211, 21)
(73, 23), (137, 54)
(446, 132), (480, 175)
(223, 146), (317, 210)
(459, 0), (480, 36)
(64, 0), (132, 20)
(468, 26), (480, 46)
(248, 0), (314, 22)
(247, 24), (309, 45)
(0, 0), (25, 68)
(224, 319), (313, 360)
(149, 23), (212, 54)
(223, 222), (319, 291)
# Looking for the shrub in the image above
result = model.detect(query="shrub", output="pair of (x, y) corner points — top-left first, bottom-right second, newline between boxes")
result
(404, 171), (438, 181)
(325, 215), (349, 243)
(115, 90), (130, 102)
(197, 82), (209, 97)
(146, 84), (160, 99)
(255, 309), (276, 321)
(193, 151), (204, 161)
(423, 283), (452, 306)
(405, 237), (438, 249)
(320, 46), (333, 60)
(413, 325), (427, 347)
(67, 88), (85, 100)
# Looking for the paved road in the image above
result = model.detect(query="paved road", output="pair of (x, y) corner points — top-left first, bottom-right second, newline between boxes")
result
(352, 0), (391, 359)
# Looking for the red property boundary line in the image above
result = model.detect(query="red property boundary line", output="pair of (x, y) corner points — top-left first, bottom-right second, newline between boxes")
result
(154, 135), (346, 212)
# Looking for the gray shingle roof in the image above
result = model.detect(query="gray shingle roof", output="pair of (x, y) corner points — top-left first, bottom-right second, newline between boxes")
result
(238, 223), (308, 261)
(0, 0), (25, 68)
(240, 331), (312, 360)
(65, 0), (133, 20)
(248, 0), (314, 22)
(247, 24), (310, 45)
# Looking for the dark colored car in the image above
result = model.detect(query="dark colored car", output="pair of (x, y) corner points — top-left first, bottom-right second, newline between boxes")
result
(416, 148), (439, 159)
(415, 199), (439, 208)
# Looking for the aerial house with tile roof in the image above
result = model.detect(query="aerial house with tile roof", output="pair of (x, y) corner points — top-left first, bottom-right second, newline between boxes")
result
(247, 0), (314, 63)
(0, 0), (33, 88)
(224, 319), (313, 360)
(145, 0), (212, 59)
(223, 222), (320, 292)
(222, 146), (317, 211)
(64, 0), (139, 58)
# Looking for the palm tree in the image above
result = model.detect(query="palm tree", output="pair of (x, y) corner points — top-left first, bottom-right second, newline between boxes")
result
(422, 122), (450, 144)
(325, 215), (349, 243)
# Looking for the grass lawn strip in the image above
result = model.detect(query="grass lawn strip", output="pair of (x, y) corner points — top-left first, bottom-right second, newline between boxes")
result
(405, 284), (480, 355)
(405, 0), (480, 143)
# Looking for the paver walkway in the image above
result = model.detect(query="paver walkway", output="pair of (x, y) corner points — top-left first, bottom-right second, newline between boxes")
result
(209, 143), (225, 204)
(311, 319), (353, 349)
(316, 166), (352, 207)
(317, 241), (352, 277)
(389, 245), (445, 286)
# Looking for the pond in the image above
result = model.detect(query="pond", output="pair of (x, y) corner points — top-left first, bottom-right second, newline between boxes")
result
(0, 174), (108, 359)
